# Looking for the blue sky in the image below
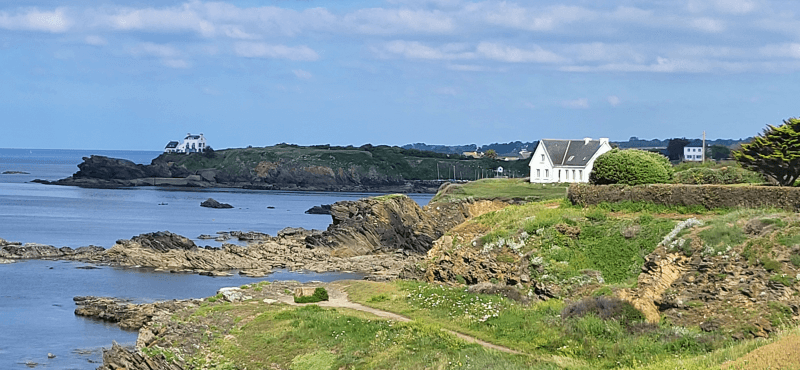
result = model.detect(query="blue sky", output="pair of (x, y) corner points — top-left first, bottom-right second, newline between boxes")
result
(1, 0), (798, 150)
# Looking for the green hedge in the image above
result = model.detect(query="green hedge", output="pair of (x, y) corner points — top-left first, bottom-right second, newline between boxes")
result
(590, 149), (673, 186)
(569, 183), (800, 211)
(673, 166), (763, 185)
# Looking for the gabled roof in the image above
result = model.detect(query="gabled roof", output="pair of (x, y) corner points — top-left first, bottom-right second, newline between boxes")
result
(539, 139), (605, 167)
(685, 139), (704, 147)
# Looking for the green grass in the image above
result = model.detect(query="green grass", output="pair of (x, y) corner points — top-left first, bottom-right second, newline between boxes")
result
(345, 280), (732, 369)
(198, 303), (538, 369)
(431, 178), (569, 203)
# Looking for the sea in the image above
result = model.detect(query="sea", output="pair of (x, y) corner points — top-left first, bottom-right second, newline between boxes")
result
(0, 148), (434, 369)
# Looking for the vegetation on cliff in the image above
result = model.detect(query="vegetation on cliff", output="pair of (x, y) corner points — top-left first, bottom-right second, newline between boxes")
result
(155, 143), (530, 182)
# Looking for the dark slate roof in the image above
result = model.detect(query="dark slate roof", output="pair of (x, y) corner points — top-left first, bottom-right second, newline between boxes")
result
(685, 139), (704, 147)
(165, 141), (180, 148)
(540, 139), (604, 167)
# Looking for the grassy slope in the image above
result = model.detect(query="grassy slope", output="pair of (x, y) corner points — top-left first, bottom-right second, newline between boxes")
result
(149, 180), (800, 369)
(158, 144), (531, 181)
(431, 178), (570, 203)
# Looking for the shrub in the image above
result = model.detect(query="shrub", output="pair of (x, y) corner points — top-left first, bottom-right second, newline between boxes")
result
(562, 296), (645, 326)
(673, 166), (763, 185)
(590, 149), (673, 185)
(294, 287), (330, 303)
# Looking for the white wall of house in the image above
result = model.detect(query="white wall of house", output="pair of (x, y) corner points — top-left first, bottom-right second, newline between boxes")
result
(683, 146), (703, 161)
(529, 138), (612, 184)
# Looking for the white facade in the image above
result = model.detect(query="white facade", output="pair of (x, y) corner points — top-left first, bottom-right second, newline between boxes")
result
(164, 133), (207, 154)
(683, 146), (704, 162)
(529, 138), (612, 183)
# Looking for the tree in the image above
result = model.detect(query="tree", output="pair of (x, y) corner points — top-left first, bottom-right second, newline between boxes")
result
(733, 118), (800, 186)
(484, 149), (498, 159)
(666, 138), (690, 161)
(590, 149), (673, 185)
(708, 145), (731, 160)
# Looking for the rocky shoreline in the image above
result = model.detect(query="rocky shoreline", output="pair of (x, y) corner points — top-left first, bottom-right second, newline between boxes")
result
(33, 154), (444, 193)
(1, 194), (510, 280)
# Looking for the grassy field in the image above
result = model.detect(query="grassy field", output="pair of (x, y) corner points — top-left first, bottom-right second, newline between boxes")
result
(431, 178), (570, 203)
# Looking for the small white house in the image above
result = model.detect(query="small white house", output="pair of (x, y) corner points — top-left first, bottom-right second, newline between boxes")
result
(164, 133), (207, 154)
(529, 138), (612, 183)
(683, 144), (704, 162)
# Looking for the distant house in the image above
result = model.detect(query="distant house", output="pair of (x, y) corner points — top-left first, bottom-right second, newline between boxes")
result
(164, 141), (180, 153)
(683, 140), (704, 162)
(164, 133), (207, 154)
(529, 138), (612, 183)
(462, 151), (483, 158)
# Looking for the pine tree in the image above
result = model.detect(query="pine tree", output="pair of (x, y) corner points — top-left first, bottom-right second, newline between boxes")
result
(733, 118), (800, 186)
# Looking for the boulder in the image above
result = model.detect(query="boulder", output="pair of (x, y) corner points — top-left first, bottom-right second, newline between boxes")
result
(201, 198), (233, 209)
(305, 204), (332, 215)
(124, 231), (197, 252)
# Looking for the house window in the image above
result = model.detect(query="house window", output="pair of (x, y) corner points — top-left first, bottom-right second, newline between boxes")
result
(572, 170), (576, 180)
(541, 154), (545, 162)
(558, 170), (561, 180)
(566, 171), (569, 180)
(545, 169), (549, 177)
(537, 169), (541, 178)
(579, 170), (582, 180)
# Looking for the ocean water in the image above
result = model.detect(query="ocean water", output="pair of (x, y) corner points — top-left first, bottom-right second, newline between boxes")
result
(0, 148), (434, 369)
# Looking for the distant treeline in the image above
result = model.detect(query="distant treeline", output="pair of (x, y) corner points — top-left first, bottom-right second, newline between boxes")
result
(402, 137), (753, 156)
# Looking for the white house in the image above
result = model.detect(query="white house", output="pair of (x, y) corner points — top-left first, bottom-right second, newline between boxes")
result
(683, 140), (704, 162)
(529, 138), (612, 183)
(164, 133), (207, 154)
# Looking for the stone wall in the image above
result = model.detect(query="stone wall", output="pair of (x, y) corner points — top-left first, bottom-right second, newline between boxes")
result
(568, 183), (800, 211)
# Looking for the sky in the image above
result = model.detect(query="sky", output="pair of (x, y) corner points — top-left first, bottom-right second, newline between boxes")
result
(1, 0), (799, 150)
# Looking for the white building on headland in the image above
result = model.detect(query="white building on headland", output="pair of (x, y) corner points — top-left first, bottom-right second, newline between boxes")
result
(529, 138), (612, 183)
(164, 133), (207, 154)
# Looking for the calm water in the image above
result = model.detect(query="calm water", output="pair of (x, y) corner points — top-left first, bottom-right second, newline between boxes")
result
(0, 148), (434, 369)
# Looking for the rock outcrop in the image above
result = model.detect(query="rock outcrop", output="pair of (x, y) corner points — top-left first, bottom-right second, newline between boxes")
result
(306, 195), (510, 256)
(200, 198), (233, 209)
(305, 204), (332, 215)
(0, 239), (104, 260)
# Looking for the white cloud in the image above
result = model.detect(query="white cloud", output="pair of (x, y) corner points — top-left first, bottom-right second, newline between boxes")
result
(381, 40), (473, 60)
(162, 59), (190, 68)
(84, 35), (107, 46)
(607, 96), (621, 106)
(292, 69), (312, 79)
(562, 98), (589, 109)
(759, 43), (800, 59)
(343, 8), (454, 35)
(127, 42), (180, 59)
(478, 3), (595, 31)
(690, 17), (725, 33)
(234, 42), (319, 61)
(476, 42), (565, 63)
(688, 0), (757, 14)
(0, 7), (71, 32)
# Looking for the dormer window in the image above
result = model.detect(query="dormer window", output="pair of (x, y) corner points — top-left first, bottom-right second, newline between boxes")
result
(541, 154), (545, 161)
(568, 155), (575, 161)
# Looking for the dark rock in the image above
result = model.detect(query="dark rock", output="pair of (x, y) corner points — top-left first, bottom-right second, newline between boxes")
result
(124, 231), (197, 252)
(305, 204), (332, 215)
(2, 171), (29, 174)
(200, 198), (233, 209)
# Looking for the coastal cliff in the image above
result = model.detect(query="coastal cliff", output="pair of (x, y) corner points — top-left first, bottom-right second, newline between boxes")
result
(36, 144), (529, 192)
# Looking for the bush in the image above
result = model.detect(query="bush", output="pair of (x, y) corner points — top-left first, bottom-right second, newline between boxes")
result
(590, 149), (673, 185)
(562, 296), (645, 327)
(673, 166), (763, 185)
(294, 287), (330, 303)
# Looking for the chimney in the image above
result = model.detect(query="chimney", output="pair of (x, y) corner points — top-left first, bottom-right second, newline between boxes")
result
(583, 137), (592, 145)
(599, 138), (609, 145)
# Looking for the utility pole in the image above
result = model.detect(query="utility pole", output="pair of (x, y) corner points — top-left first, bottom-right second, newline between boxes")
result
(702, 131), (706, 163)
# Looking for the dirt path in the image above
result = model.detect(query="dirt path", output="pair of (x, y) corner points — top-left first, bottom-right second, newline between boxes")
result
(277, 283), (524, 355)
